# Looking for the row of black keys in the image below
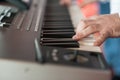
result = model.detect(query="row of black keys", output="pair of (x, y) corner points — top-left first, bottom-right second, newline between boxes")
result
(40, 1), (79, 48)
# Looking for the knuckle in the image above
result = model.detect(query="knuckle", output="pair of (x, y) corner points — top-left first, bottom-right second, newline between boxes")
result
(100, 32), (109, 40)
(91, 25), (98, 31)
(97, 37), (104, 45)
(101, 33), (106, 38)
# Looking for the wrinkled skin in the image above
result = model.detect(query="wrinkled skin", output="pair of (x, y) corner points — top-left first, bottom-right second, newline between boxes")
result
(72, 13), (120, 46)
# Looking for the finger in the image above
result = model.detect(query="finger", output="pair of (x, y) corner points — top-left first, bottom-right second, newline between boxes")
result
(76, 19), (96, 33)
(94, 31), (109, 46)
(60, 0), (64, 5)
(73, 24), (99, 40)
(81, 24), (99, 36)
(81, 19), (97, 27)
(93, 32), (100, 39)
(60, 0), (70, 6)
(72, 33), (83, 41)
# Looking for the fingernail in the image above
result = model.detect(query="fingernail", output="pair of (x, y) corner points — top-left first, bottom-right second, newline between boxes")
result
(72, 35), (78, 40)
(77, 33), (84, 38)
(60, 1), (63, 5)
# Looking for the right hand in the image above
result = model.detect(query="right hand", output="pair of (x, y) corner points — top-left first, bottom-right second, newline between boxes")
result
(60, 0), (71, 6)
(72, 13), (120, 46)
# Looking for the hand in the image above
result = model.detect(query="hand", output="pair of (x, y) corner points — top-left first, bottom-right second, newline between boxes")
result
(72, 13), (120, 46)
(60, 0), (71, 6)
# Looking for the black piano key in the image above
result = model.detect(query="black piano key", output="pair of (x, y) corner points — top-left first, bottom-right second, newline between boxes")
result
(46, 5), (67, 8)
(47, 1), (60, 3)
(45, 13), (69, 17)
(46, 11), (68, 14)
(41, 38), (74, 41)
(44, 21), (72, 24)
(44, 18), (71, 21)
(40, 38), (77, 43)
(42, 28), (73, 30)
(42, 26), (73, 29)
(41, 31), (74, 35)
(44, 19), (71, 21)
(46, 12), (68, 14)
(47, 4), (64, 6)
(42, 29), (74, 33)
(41, 32), (75, 38)
(41, 29), (75, 35)
(41, 42), (79, 48)
(44, 16), (70, 20)
(40, 38), (55, 40)
(46, 8), (68, 11)
(43, 23), (72, 26)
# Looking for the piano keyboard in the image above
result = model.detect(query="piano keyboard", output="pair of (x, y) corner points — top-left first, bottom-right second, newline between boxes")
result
(40, 0), (100, 52)
(40, 0), (79, 48)
(0, 1), (111, 80)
